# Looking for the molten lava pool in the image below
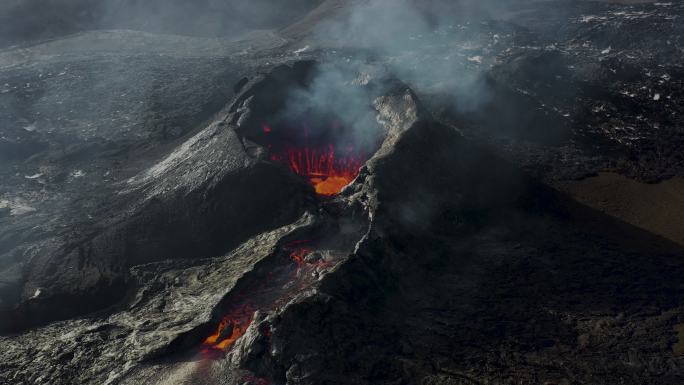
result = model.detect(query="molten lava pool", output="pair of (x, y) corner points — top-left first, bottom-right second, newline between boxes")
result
(270, 144), (364, 196)
(256, 122), (377, 196)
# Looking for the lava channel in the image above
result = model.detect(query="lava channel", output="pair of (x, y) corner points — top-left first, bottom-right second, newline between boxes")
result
(199, 239), (327, 356)
(201, 306), (254, 353)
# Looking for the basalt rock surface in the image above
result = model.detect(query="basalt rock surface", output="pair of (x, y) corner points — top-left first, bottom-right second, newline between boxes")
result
(1, 1), (684, 385)
(432, 1), (684, 183)
(0, 35), (315, 331)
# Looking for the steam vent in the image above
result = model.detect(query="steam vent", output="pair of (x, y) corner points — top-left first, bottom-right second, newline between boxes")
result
(1, 1), (684, 385)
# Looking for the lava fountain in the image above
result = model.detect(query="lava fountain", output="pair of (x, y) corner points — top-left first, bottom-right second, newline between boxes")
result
(262, 124), (372, 196)
(269, 142), (364, 196)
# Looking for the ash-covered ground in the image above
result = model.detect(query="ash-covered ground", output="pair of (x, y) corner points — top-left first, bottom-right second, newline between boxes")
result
(1, 1), (683, 384)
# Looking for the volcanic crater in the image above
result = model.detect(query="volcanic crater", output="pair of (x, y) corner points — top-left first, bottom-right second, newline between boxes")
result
(234, 61), (386, 197)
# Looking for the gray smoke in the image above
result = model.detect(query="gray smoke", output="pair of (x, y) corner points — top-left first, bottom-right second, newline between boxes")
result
(282, 0), (516, 145)
(284, 61), (386, 151)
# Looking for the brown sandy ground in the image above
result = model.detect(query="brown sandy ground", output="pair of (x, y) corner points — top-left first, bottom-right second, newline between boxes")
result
(555, 172), (684, 247)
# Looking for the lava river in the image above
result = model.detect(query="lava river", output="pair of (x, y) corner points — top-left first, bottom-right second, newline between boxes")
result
(199, 239), (330, 357)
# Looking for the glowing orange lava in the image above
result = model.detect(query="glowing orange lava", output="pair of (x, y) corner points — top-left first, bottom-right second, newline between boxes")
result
(290, 247), (312, 266)
(200, 238), (327, 357)
(271, 145), (363, 196)
(202, 310), (254, 352)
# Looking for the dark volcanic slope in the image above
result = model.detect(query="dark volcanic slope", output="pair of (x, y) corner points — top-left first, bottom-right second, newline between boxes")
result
(1, 1), (683, 385)
(0, 32), (308, 331)
(434, 1), (684, 183)
(264, 116), (684, 384)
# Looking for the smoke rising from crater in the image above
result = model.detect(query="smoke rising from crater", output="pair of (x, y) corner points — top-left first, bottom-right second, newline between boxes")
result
(283, 62), (385, 152)
(289, 0), (522, 124)
(279, 0), (512, 149)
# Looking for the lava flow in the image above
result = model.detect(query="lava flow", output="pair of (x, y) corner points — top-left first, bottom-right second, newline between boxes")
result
(289, 245), (311, 266)
(201, 306), (254, 354)
(199, 239), (327, 357)
(271, 144), (363, 196)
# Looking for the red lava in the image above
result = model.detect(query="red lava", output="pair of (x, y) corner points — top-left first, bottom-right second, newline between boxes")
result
(263, 125), (366, 196)
(200, 239), (323, 356)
